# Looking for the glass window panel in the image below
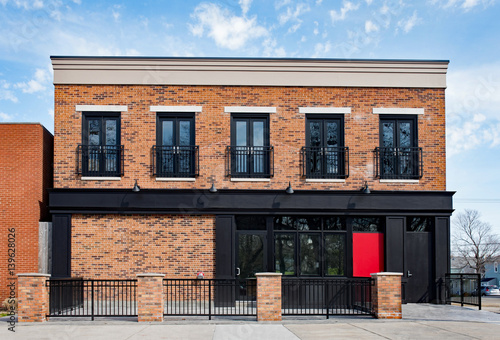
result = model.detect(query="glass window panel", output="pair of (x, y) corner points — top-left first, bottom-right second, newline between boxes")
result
(325, 234), (345, 276)
(407, 217), (432, 232)
(88, 119), (100, 145)
(179, 120), (191, 146)
(273, 216), (296, 230)
(162, 120), (174, 146)
(399, 122), (412, 148)
(236, 121), (247, 146)
(352, 217), (382, 232)
(309, 121), (321, 147)
(275, 234), (295, 276)
(105, 119), (117, 145)
(238, 234), (264, 279)
(235, 216), (267, 230)
(253, 121), (264, 147)
(324, 217), (346, 231)
(296, 217), (321, 231)
(326, 121), (339, 147)
(382, 122), (394, 148)
(299, 234), (320, 276)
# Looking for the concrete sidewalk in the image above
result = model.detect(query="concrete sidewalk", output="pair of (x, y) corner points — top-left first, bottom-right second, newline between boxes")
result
(2, 304), (500, 339)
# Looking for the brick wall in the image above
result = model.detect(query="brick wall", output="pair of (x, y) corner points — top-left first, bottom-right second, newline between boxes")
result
(71, 214), (215, 279)
(17, 274), (50, 322)
(256, 273), (282, 321)
(137, 274), (164, 322)
(371, 272), (403, 319)
(54, 85), (445, 191)
(0, 124), (53, 301)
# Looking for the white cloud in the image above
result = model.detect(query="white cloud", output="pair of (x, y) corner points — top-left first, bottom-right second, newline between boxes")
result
(0, 80), (18, 102)
(316, 0), (323, 4)
(313, 21), (319, 35)
(0, 112), (15, 121)
(430, 0), (496, 11)
(239, 0), (252, 15)
(397, 10), (420, 33)
(190, 3), (268, 50)
(262, 38), (287, 57)
(365, 0), (373, 4)
(0, 0), (44, 9)
(330, 1), (360, 23)
(15, 68), (50, 94)
(365, 20), (379, 33)
(275, 0), (292, 9)
(312, 41), (332, 58)
(48, 109), (54, 118)
(278, 3), (310, 25)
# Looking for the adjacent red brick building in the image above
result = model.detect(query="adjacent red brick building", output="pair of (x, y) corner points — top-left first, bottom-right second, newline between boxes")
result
(0, 123), (53, 301)
(49, 57), (453, 303)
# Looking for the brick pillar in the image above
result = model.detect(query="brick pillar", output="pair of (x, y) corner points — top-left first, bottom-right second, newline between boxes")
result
(136, 273), (165, 322)
(17, 273), (51, 322)
(256, 273), (282, 321)
(371, 272), (403, 319)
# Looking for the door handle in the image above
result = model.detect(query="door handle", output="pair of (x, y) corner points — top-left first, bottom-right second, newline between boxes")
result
(407, 270), (413, 277)
(236, 267), (240, 276)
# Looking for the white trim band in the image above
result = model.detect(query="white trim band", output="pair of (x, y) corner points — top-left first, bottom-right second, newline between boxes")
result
(299, 107), (351, 114)
(224, 106), (276, 113)
(156, 177), (196, 182)
(379, 179), (419, 183)
(150, 106), (202, 112)
(81, 177), (122, 181)
(230, 178), (271, 182)
(305, 179), (346, 183)
(76, 105), (128, 112)
(372, 108), (424, 115)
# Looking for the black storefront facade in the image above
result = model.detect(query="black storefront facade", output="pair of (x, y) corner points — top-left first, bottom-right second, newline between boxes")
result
(49, 188), (453, 304)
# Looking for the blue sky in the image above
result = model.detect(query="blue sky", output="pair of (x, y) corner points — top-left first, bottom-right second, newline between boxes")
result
(1, 0), (499, 234)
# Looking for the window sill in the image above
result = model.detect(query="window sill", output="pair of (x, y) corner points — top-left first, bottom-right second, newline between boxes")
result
(379, 179), (419, 183)
(305, 179), (346, 183)
(156, 177), (196, 182)
(81, 177), (121, 181)
(230, 178), (271, 182)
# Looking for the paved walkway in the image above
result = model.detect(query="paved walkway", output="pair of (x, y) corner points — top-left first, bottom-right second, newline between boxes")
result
(2, 304), (500, 339)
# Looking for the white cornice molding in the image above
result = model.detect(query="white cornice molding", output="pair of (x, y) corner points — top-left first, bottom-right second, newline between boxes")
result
(224, 107), (276, 113)
(372, 108), (425, 115)
(299, 107), (351, 114)
(76, 105), (128, 112)
(150, 106), (202, 112)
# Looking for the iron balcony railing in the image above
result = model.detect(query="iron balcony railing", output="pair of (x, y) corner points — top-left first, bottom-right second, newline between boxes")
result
(375, 147), (423, 180)
(301, 146), (349, 179)
(77, 145), (124, 177)
(226, 146), (274, 178)
(152, 145), (199, 178)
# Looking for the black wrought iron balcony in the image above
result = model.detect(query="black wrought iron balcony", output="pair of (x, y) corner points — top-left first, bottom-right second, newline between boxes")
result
(375, 147), (423, 180)
(301, 146), (349, 179)
(153, 145), (199, 178)
(77, 145), (124, 177)
(226, 146), (274, 178)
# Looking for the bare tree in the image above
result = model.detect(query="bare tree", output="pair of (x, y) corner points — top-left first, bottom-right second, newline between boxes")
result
(453, 209), (500, 275)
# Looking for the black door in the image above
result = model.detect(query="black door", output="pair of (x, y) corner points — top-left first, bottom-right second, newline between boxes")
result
(405, 217), (434, 303)
(236, 232), (267, 279)
(306, 117), (344, 178)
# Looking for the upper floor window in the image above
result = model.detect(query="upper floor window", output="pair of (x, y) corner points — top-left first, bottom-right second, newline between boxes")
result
(302, 115), (348, 179)
(78, 113), (123, 177)
(227, 114), (273, 178)
(376, 115), (422, 180)
(153, 114), (198, 178)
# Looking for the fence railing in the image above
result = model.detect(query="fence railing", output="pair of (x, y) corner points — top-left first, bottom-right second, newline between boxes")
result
(47, 279), (137, 319)
(301, 146), (349, 179)
(375, 147), (423, 179)
(152, 145), (199, 178)
(77, 145), (124, 177)
(226, 146), (274, 178)
(445, 273), (481, 309)
(163, 279), (257, 319)
(282, 278), (373, 318)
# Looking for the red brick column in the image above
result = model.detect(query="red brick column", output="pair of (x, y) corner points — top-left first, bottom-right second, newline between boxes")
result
(136, 273), (164, 322)
(17, 273), (51, 322)
(371, 272), (403, 319)
(256, 273), (282, 321)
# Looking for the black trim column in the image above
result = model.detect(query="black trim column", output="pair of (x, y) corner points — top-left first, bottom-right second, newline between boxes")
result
(215, 215), (234, 279)
(51, 214), (72, 278)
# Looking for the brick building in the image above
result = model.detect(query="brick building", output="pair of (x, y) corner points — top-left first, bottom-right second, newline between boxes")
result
(49, 57), (453, 303)
(0, 123), (53, 301)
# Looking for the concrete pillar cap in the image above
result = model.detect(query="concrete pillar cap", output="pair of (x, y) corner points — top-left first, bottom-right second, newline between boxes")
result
(17, 273), (51, 277)
(255, 272), (282, 277)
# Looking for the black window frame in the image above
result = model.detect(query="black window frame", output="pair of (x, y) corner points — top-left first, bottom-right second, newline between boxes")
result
(79, 112), (123, 177)
(228, 113), (273, 178)
(303, 114), (348, 179)
(153, 112), (198, 178)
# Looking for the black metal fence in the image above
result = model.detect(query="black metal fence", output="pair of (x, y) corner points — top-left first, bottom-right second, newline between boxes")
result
(282, 278), (373, 318)
(47, 279), (137, 319)
(163, 279), (257, 319)
(375, 147), (423, 180)
(226, 146), (274, 178)
(445, 273), (481, 309)
(77, 145), (124, 177)
(152, 145), (199, 178)
(301, 146), (349, 179)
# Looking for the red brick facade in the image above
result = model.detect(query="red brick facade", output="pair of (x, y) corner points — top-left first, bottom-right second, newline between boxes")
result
(17, 274), (51, 322)
(0, 124), (53, 301)
(54, 85), (445, 191)
(137, 274), (165, 322)
(71, 214), (215, 279)
(256, 273), (282, 321)
(371, 272), (403, 319)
